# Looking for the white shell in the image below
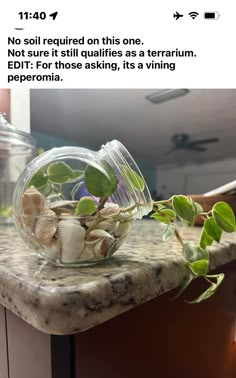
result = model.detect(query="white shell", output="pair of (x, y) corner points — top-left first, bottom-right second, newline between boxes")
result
(22, 186), (46, 231)
(87, 229), (113, 240)
(52, 207), (74, 216)
(115, 222), (132, 237)
(48, 200), (78, 209)
(34, 209), (58, 246)
(99, 203), (120, 217)
(58, 220), (86, 263)
(82, 228), (115, 260)
(94, 237), (115, 258)
(44, 237), (61, 261)
(97, 221), (118, 233)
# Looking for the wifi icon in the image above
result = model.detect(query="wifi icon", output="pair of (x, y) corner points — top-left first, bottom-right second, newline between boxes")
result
(189, 11), (199, 19)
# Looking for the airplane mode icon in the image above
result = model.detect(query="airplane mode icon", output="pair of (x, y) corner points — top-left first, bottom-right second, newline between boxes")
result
(173, 12), (184, 20)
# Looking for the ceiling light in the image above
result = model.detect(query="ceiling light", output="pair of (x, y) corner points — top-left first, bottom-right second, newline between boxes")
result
(145, 89), (190, 104)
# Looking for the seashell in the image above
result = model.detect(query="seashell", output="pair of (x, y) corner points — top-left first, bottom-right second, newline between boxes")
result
(34, 209), (58, 246)
(59, 218), (82, 226)
(44, 237), (61, 261)
(83, 228), (115, 260)
(86, 229), (113, 243)
(22, 186), (46, 231)
(94, 236), (115, 257)
(115, 221), (132, 237)
(97, 220), (118, 233)
(48, 200), (78, 209)
(58, 220), (86, 263)
(22, 186), (46, 215)
(52, 207), (75, 216)
(99, 203), (120, 217)
(86, 220), (118, 235)
(81, 235), (115, 260)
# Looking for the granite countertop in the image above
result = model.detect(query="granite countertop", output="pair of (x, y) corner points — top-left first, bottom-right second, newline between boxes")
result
(1, 220), (236, 335)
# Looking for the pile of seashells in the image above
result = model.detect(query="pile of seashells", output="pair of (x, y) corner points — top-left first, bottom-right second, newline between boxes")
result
(21, 186), (132, 264)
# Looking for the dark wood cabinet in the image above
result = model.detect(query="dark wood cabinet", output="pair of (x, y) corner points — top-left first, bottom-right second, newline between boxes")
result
(74, 261), (236, 378)
(1, 261), (236, 378)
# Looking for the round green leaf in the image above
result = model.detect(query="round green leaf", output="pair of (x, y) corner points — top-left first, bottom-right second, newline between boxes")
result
(29, 169), (48, 188)
(212, 201), (236, 233)
(191, 200), (203, 216)
(199, 228), (214, 249)
(172, 195), (195, 225)
(204, 217), (222, 243)
(121, 166), (145, 192)
(66, 170), (84, 183)
(189, 260), (209, 276)
(85, 161), (118, 197)
(151, 212), (170, 224)
(47, 162), (75, 183)
(75, 197), (97, 216)
(161, 209), (176, 220)
(151, 209), (175, 224)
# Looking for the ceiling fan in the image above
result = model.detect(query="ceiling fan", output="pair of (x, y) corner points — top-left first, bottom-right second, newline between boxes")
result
(165, 133), (219, 154)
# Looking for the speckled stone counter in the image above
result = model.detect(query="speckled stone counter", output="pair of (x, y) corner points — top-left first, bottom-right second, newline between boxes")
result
(0, 220), (236, 335)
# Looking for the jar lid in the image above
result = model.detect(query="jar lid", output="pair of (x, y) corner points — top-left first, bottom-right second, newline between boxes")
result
(0, 113), (37, 156)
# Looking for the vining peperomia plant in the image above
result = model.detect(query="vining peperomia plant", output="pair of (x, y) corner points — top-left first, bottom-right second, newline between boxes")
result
(29, 160), (236, 303)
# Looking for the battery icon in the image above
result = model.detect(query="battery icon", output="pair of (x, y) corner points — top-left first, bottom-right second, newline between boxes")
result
(204, 12), (220, 20)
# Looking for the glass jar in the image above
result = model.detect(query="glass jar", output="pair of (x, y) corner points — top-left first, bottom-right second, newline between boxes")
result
(0, 113), (37, 224)
(13, 140), (152, 266)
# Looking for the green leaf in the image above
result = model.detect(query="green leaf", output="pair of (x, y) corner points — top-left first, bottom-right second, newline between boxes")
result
(47, 162), (74, 184)
(151, 212), (170, 224)
(171, 274), (194, 300)
(191, 199), (204, 216)
(204, 217), (222, 243)
(151, 209), (176, 224)
(172, 195), (195, 225)
(85, 161), (118, 197)
(212, 201), (236, 233)
(189, 259), (209, 276)
(75, 197), (97, 216)
(182, 242), (208, 263)
(162, 223), (176, 241)
(199, 228), (214, 249)
(156, 204), (166, 210)
(29, 169), (48, 188)
(161, 209), (176, 220)
(187, 273), (224, 304)
(66, 170), (84, 183)
(121, 166), (145, 192)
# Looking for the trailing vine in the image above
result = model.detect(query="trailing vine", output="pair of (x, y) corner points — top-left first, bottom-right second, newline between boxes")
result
(29, 160), (236, 303)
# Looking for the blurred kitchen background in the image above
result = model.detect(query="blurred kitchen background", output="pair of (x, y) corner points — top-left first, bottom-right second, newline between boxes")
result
(1, 88), (236, 201)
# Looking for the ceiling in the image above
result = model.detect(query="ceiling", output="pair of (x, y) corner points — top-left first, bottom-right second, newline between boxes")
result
(30, 89), (236, 167)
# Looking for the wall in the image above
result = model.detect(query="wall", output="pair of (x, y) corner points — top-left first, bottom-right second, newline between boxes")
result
(0, 89), (10, 115)
(32, 130), (76, 150)
(10, 89), (30, 132)
(156, 158), (236, 198)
